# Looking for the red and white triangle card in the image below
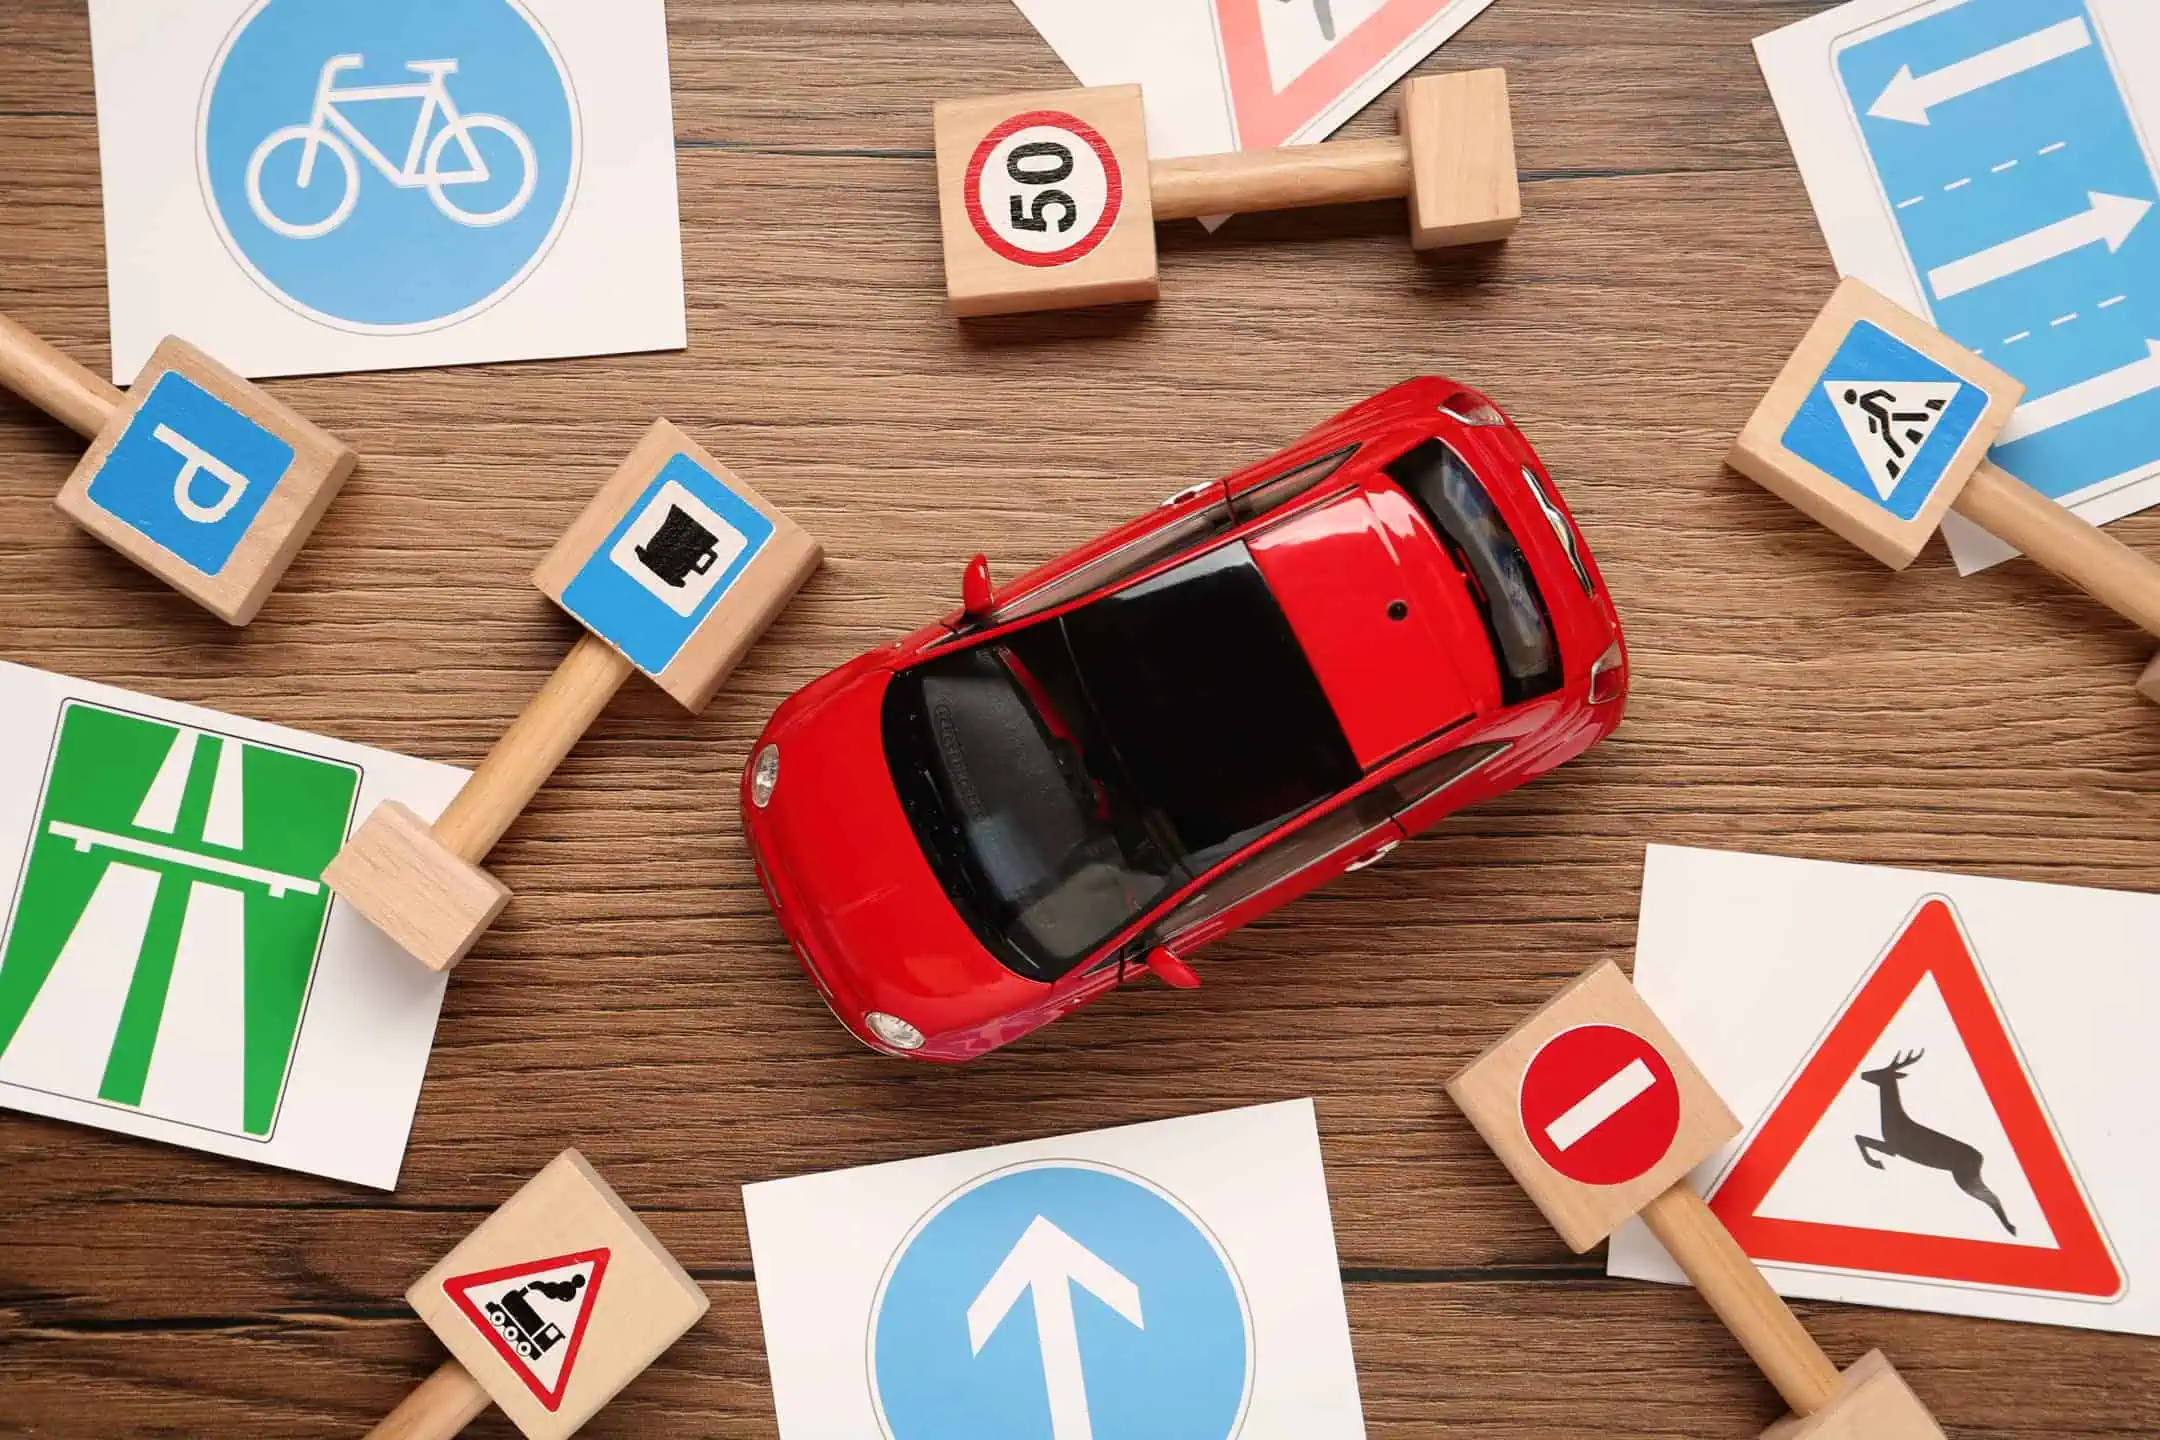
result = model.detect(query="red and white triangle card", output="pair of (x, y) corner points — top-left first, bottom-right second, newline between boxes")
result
(1211, 0), (1497, 148)
(444, 1248), (611, 1411)
(1609, 847), (2153, 1335)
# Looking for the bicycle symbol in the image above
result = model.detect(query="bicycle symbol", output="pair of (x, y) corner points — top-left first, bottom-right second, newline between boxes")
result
(246, 54), (537, 240)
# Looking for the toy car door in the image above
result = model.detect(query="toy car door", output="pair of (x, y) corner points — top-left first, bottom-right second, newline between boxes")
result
(1143, 789), (1404, 966)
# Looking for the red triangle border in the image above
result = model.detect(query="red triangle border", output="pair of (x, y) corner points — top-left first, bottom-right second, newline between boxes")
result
(443, 1247), (613, 1411)
(1213, 0), (1468, 149)
(1707, 897), (2121, 1300)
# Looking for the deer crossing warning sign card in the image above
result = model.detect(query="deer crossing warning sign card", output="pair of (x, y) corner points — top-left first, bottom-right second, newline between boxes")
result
(0, 661), (465, 1189)
(1608, 845), (2159, 1336)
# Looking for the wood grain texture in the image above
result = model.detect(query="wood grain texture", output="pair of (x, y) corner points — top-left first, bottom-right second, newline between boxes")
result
(3, 1), (2158, 1436)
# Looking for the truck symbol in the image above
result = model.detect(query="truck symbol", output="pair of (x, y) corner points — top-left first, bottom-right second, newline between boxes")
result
(484, 1272), (587, 1361)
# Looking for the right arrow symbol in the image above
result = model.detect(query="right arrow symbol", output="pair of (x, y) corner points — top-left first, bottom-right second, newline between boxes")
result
(1869, 17), (2092, 126)
(1928, 192), (2151, 300)
(2000, 340), (2160, 444)
(968, 1215), (1145, 1440)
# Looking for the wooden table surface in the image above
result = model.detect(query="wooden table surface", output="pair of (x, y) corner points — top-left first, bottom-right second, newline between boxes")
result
(3, 1), (2157, 1435)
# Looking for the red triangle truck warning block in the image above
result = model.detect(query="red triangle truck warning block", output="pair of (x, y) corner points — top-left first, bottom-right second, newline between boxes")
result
(1708, 898), (2120, 1299)
(444, 1248), (611, 1411)
(1214, 0), (1466, 149)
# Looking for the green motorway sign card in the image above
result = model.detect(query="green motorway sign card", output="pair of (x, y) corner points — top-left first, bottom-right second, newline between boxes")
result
(0, 664), (466, 1189)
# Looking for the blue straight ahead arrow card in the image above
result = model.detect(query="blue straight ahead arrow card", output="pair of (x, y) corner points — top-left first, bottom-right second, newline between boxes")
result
(1757, 0), (2160, 573)
(744, 1100), (1366, 1439)
(0, 662), (466, 1188)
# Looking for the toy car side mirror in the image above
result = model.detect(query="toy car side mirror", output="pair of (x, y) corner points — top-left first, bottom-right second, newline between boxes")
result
(962, 553), (994, 620)
(1143, 945), (1202, 990)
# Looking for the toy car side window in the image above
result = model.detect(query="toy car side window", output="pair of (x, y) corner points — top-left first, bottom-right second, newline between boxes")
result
(1384, 741), (1512, 813)
(1154, 790), (1395, 943)
(1228, 445), (1358, 524)
(982, 497), (1237, 630)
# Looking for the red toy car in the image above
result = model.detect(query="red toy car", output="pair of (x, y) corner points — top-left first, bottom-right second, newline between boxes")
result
(742, 378), (1628, 1062)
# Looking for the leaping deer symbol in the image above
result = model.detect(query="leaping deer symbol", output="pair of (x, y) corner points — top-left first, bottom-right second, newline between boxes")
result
(1857, 1049), (2016, 1235)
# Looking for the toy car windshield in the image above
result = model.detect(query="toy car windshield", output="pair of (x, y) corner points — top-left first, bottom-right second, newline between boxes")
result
(883, 542), (1359, 982)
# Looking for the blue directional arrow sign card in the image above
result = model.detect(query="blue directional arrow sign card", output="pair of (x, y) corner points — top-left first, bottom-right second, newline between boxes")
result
(744, 1100), (1367, 1439)
(1759, 0), (2160, 572)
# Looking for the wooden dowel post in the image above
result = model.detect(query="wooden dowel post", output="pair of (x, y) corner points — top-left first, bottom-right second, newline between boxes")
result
(0, 312), (123, 441)
(1150, 137), (1413, 222)
(366, 1360), (493, 1440)
(1640, 1186), (1843, 1419)
(1953, 462), (2160, 639)
(431, 633), (637, 864)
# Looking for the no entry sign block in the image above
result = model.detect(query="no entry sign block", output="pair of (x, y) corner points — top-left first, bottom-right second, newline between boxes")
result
(1448, 962), (1738, 1252)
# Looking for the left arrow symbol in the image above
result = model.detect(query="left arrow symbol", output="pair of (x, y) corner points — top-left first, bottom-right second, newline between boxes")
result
(968, 1216), (1144, 1440)
(1869, 17), (2092, 127)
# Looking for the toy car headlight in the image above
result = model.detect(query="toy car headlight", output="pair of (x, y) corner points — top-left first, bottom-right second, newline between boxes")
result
(865, 1011), (927, 1051)
(751, 745), (780, 808)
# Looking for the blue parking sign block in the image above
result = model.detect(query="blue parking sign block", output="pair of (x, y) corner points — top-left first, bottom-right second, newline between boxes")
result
(84, 372), (296, 577)
(871, 1163), (1252, 1440)
(559, 453), (778, 677)
(1780, 319), (1992, 522)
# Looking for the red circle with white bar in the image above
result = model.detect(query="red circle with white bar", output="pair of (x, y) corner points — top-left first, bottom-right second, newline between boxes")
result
(964, 110), (1124, 268)
(1519, 1024), (1681, 1186)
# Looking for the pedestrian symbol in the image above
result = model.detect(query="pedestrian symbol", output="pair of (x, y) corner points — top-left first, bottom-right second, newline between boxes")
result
(0, 701), (359, 1140)
(871, 1162), (1253, 1440)
(444, 1248), (610, 1412)
(1827, 379), (1961, 500)
(1781, 319), (1991, 520)
(84, 372), (296, 577)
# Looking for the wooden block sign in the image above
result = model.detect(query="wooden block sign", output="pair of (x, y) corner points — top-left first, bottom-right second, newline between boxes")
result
(1448, 963), (1951, 1438)
(1446, 960), (1738, 1252)
(932, 71), (1520, 317)
(325, 420), (822, 971)
(370, 1150), (707, 1440)
(1730, 278), (2023, 571)
(0, 316), (355, 625)
(533, 419), (824, 713)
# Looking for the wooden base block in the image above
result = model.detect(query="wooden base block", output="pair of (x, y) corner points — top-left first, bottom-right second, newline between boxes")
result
(1762, 1352), (1945, 1440)
(54, 336), (355, 625)
(933, 85), (1159, 317)
(408, 1150), (709, 1440)
(534, 420), (823, 713)
(2140, 653), (2160, 706)
(1402, 69), (1520, 249)
(1728, 279), (2022, 572)
(323, 802), (510, 973)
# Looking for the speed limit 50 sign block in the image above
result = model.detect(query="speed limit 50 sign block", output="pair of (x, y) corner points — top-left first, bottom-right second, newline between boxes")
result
(368, 1150), (708, 1440)
(1448, 963), (1946, 1440)
(933, 69), (1519, 317)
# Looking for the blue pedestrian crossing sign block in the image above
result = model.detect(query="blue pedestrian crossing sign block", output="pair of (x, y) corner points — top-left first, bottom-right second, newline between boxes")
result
(83, 371), (296, 578)
(1781, 320), (1991, 521)
(558, 453), (777, 680)
(870, 1162), (1253, 1440)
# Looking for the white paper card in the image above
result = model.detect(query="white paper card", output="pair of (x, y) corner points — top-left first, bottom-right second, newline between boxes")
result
(87, 0), (687, 382)
(744, 1100), (1367, 1439)
(1012, 0), (1496, 163)
(1754, 0), (2160, 573)
(0, 661), (466, 1189)
(1609, 845), (2160, 1336)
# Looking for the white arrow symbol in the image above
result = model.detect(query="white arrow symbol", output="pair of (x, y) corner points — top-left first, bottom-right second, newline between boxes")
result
(1928, 192), (2150, 300)
(968, 1216), (1144, 1440)
(2000, 340), (2160, 444)
(1870, 17), (2091, 127)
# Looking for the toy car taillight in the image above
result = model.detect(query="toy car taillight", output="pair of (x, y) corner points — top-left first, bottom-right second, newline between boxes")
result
(751, 745), (780, 808)
(1589, 641), (1626, 705)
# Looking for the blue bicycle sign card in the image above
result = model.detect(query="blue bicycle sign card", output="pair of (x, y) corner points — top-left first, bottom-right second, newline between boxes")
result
(87, 0), (685, 381)
(1757, 0), (2160, 574)
(744, 1100), (1368, 1439)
